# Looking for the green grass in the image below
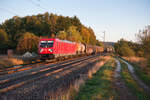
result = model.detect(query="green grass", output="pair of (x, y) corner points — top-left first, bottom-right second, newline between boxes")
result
(130, 62), (150, 87)
(120, 60), (150, 100)
(75, 59), (117, 100)
(121, 58), (150, 87)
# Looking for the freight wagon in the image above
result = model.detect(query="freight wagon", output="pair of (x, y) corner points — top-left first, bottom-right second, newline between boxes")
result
(38, 38), (103, 59)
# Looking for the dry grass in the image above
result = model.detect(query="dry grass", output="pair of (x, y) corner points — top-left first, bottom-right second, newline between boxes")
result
(0, 57), (23, 69)
(123, 56), (147, 68)
(101, 56), (111, 61)
(123, 56), (150, 75)
(122, 56), (150, 86)
(87, 56), (111, 78)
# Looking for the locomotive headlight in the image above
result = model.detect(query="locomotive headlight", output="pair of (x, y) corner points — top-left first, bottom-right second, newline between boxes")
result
(40, 49), (43, 53)
(49, 49), (53, 52)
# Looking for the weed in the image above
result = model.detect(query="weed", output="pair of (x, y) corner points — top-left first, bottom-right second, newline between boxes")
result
(75, 59), (117, 100)
(120, 60), (150, 100)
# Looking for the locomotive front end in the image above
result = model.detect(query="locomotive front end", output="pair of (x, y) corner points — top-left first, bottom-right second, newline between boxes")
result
(38, 39), (54, 59)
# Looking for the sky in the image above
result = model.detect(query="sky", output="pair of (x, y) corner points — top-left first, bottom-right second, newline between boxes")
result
(0, 0), (150, 42)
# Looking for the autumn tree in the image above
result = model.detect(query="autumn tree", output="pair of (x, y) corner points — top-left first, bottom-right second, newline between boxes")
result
(138, 25), (150, 66)
(57, 31), (67, 40)
(49, 13), (58, 34)
(114, 39), (135, 56)
(81, 26), (90, 44)
(67, 26), (82, 42)
(96, 40), (103, 46)
(88, 27), (97, 45)
(120, 43), (135, 57)
(0, 12), (100, 53)
(71, 16), (82, 30)
(17, 32), (39, 53)
(127, 41), (144, 57)
(0, 29), (9, 53)
(80, 26), (97, 45)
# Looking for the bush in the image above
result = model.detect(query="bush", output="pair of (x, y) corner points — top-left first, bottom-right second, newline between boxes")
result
(114, 39), (135, 57)
(120, 45), (135, 57)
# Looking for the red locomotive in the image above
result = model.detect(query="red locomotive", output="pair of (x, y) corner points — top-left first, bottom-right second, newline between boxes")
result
(38, 38), (104, 59)
(38, 38), (77, 59)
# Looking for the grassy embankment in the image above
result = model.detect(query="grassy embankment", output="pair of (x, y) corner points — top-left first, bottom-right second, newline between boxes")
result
(122, 57), (150, 87)
(120, 59), (150, 100)
(75, 58), (117, 100)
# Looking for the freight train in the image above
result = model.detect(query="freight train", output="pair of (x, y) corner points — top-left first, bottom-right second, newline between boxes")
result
(38, 38), (104, 59)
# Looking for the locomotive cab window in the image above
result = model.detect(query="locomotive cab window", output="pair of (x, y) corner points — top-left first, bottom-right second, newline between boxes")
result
(40, 41), (53, 48)
(47, 41), (53, 47)
(40, 41), (47, 48)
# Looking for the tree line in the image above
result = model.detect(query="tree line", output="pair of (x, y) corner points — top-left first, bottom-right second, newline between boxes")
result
(0, 12), (102, 54)
(114, 25), (150, 67)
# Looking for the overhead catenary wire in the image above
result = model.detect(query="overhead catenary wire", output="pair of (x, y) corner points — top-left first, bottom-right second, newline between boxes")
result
(28, 0), (48, 11)
(0, 7), (18, 15)
(37, 0), (52, 12)
(96, 30), (106, 42)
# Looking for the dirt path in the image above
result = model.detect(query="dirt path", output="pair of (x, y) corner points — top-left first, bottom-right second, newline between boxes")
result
(121, 59), (150, 93)
(114, 59), (137, 100)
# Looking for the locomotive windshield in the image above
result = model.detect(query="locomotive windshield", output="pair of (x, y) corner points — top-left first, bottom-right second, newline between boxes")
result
(40, 41), (53, 48)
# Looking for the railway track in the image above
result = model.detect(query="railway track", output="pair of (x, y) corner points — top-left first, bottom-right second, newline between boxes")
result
(0, 54), (100, 94)
(0, 60), (44, 75)
(0, 55), (90, 82)
(0, 55), (86, 76)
